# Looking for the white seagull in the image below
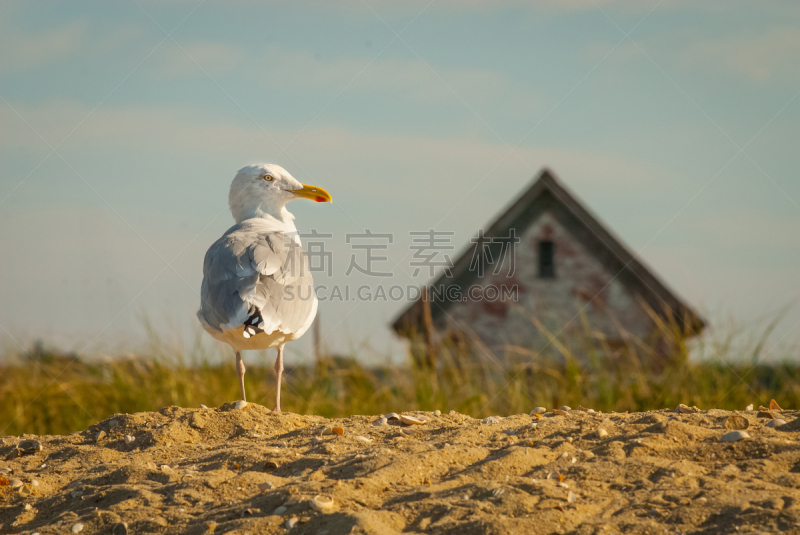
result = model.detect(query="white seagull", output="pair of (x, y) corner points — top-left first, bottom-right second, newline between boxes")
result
(197, 164), (332, 412)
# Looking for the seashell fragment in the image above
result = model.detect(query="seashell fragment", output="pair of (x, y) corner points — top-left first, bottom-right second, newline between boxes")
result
(757, 410), (774, 419)
(95, 431), (106, 442)
(530, 407), (547, 416)
(9, 478), (23, 489)
(745, 404), (754, 411)
(107, 419), (119, 429)
(553, 410), (568, 416)
(770, 399), (783, 411)
(400, 415), (426, 425)
(72, 523), (84, 533)
(372, 417), (388, 427)
(199, 404), (208, 409)
(721, 430), (750, 442)
(567, 490), (577, 503)
(112, 522), (129, 535)
(481, 416), (501, 425)
(724, 415), (750, 430)
(322, 426), (345, 436)
(160, 465), (172, 474)
(596, 428), (608, 438)
(354, 435), (373, 444)
(559, 406), (572, 411)
(547, 471), (565, 482)
(286, 517), (298, 529)
(18, 485), (31, 496)
(676, 404), (699, 414)
(234, 400), (248, 410)
(310, 494), (335, 511)
(766, 419), (787, 428)
(401, 427), (416, 436)
(258, 481), (276, 492)
(264, 461), (280, 472)
(385, 413), (401, 420)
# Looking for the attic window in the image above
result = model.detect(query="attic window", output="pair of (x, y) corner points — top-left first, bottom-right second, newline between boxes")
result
(538, 240), (555, 278)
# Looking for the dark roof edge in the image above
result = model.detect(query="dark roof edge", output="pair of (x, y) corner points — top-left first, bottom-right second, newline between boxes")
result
(391, 168), (705, 336)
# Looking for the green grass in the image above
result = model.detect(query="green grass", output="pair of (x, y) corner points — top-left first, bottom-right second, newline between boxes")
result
(1, 315), (798, 437)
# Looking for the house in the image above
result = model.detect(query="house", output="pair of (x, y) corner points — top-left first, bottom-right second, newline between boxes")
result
(392, 169), (705, 363)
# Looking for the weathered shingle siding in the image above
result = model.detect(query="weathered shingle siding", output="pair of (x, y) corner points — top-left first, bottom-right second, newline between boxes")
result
(439, 210), (655, 356)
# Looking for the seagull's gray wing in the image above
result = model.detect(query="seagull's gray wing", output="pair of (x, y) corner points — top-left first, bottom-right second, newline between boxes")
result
(198, 222), (316, 335)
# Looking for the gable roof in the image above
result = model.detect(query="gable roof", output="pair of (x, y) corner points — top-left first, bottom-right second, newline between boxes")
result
(392, 168), (705, 337)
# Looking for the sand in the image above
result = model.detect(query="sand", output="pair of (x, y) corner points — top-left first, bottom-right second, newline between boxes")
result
(1, 404), (799, 534)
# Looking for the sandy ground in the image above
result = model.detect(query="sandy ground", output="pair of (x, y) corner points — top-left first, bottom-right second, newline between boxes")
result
(1, 403), (799, 535)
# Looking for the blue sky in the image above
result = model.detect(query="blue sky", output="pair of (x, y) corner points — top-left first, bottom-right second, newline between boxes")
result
(1, 0), (798, 363)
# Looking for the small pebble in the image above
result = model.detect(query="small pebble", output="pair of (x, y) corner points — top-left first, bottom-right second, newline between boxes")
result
(745, 404), (754, 411)
(234, 400), (248, 410)
(354, 435), (373, 444)
(724, 415), (750, 430)
(258, 482), (276, 492)
(72, 523), (84, 533)
(721, 430), (750, 442)
(286, 517), (298, 529)
(482, 416), (501, 425)
(567, 490), (577, 503)
(199, 404), (208, 409)
(372, 417), (388, 427)
(95, 431), (106, 442)
(107, 419), (119, 429)
(597, 428), (608, 437)
(17, 439), (43, 454)
(124, 435), (135, 445)
(558, 405), (572, 411)
(273, 505), (288, 515)
(433, 410), (442, 417)
(676, 404), (699, 414)
(766, 419), (787, 428)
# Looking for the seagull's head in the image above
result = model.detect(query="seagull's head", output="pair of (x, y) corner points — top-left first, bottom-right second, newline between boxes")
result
(229, 163), (332, 223)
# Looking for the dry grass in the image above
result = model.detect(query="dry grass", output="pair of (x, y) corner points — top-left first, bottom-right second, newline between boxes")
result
(1, 313), (798, 437)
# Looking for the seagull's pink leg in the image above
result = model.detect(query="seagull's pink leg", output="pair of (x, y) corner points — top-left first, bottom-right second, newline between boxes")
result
(235, 351), (246, 401)
(274, 344), (285, 412)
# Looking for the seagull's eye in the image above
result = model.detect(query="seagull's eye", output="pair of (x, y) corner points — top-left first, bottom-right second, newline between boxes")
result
(263, 174), (274, 182)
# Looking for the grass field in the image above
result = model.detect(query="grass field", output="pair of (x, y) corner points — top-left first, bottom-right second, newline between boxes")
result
(1, 315), (797, 437)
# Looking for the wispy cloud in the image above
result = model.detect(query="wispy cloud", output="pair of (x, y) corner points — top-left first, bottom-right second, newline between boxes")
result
(681, 28), (800, 83)
(0, 20), (87, 73)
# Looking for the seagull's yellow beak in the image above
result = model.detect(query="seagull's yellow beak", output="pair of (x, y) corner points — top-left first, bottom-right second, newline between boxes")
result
(291, 184), (332, 203)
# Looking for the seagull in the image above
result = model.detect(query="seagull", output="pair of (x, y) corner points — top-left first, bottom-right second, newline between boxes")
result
(197, 164), (332, 412)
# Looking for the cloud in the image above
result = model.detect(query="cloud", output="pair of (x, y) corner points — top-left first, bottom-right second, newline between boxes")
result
(682, 28), (800, 83)
(153, 41), (247, 77)
(146, 40), (541, 112)
(0, 20), (87, 73)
